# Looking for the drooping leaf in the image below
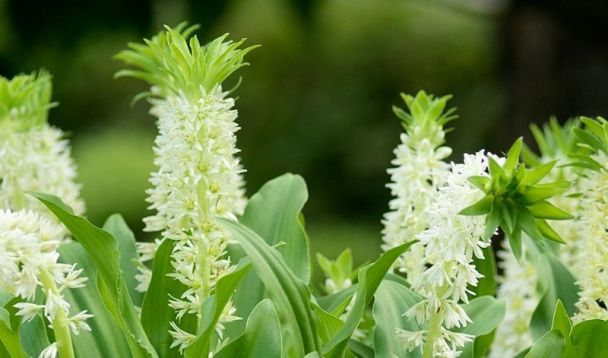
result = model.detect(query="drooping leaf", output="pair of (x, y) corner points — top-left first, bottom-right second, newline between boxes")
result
(102, 214), (144, 306)
(219, 218), (321, 357)
(229, 174), (312, 336)
(525, 330), (564, 358)
(30, 192), (158, 358)
(323, 242), (416, 357)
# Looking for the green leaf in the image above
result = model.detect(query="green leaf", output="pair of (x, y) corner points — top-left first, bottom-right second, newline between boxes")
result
(456, 296), (506, 337)
(372, 280), (422, 358)
(219, 218), (321, 356)
(102, 214), (144, 306)
(468, 176), (491, 192)
(523, 161), (557, 186)
(565, 320), (608, 357)
(517, 208), (544, 243)
(525, 330), (564, 358)
(526, 238), (578, 341)
(459, 195), (494, 216)
(528, 201), (573, 220)
(505, 137), (524, 173)
(470, 246), (497, 297)
(229, 174), (312, 336)
(316, 286), (357, 316)
(507, 229), (523, 261)
(537, 220), (566, 244)
(30, 192), (158, 358)
(483, 208), (501, 240)
(347, 339), (374, 358)
(140, 239), (188, 358)
(215, 299), (282, 358)
(551, 300), (571, 345)
(59, 243), (132, 358)
(323, 242), (416, 357)
(313, 304), (344, 344)
(0, 308), (26, 358)
(19, 315), (50, 357)
(185, 263), (251, 357)
(520, 183), (569, 205)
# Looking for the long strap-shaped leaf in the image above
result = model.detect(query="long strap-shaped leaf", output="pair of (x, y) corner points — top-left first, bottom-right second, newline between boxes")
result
(31, 192), (158, 358)
(322, 242), (416, 357)
(219, 218), (322, 356)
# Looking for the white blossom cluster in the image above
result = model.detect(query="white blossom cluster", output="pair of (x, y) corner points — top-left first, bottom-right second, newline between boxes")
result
(0, 72), (84, 233)
(397, 151), (495, 357)
(0, 209), (92, 357)
(382, 124), (451, 282)
(489, 242), (539, 357)
(143, 88), (246, 351)
(573, 156), (608, 322)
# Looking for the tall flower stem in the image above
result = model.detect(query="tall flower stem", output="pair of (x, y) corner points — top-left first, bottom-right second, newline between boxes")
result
(422, 308), (443, 358)
(39, 269), (74, 358)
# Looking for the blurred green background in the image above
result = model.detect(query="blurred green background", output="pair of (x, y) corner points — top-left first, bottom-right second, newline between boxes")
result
(2, 0), (608, 286)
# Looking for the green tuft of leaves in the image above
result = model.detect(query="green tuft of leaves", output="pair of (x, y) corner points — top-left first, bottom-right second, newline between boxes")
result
(392, 90), (457, 148)
(460, 137), (573, 259)
(570, 116), (608, 171)
(0, 71), (55, 130)
(115, 22), (258, 102)
(522, 117), (582, 167)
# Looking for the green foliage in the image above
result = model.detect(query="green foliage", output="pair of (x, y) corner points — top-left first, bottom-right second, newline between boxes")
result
(460, 137), (572, 259)
(317, 249), (354, 294)
(31, 192), (158, 358)
(0, 71), (55, 129)
(115, 23), (258, 102)
(571, 116), (608, 171)
(393, 90), (457, 147)
(523, 118), (581, 166)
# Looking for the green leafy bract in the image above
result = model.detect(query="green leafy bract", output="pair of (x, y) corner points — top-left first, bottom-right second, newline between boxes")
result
(460, 138), (572, 259)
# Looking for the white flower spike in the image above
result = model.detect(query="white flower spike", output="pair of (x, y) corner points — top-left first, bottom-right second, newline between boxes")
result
(116, 23), (257, 349)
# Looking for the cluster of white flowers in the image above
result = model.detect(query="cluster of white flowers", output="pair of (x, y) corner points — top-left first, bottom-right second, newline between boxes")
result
(397, 151), (495, 357)
(0, 72), (84, 232)
(489, 242), (539, 357)
(573, 155), (608, 322)
(0, 209), (92, 357)
(144, 88), (246, 350)
(382, 95), (453, 283)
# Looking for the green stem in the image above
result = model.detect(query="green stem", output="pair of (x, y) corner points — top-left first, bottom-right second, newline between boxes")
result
(39, 269), (74, 358)
(197, 237), (211, 321)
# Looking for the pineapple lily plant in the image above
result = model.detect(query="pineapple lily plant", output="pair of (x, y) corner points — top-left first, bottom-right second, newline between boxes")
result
(1, 23), (608, 358)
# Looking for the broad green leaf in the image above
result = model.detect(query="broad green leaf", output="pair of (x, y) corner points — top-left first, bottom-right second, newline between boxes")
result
(525, 330), (564, 358)
(456, 296), (506, 337)
(30, 192), (158, 358)
(229, 174), (312, 336)
(470, 246), (497, 297)
(185, 263), (251, 357)
(526, 238), (578, 341)
(565, 320), (608, 357)
(0, 308), (26, 358)
(240, 173), (311, 282)
(373, 279), (422, 358)
(19, 315), (50, 357)
(551, 300), (571, 345)
(141, 239), (188, 358)
(215, 299), (282, 358)
(59, 243), (132, 358)
(102, 214), (144, 306)
(323, 242), (416, 357)
(219, 218), (321, 356)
